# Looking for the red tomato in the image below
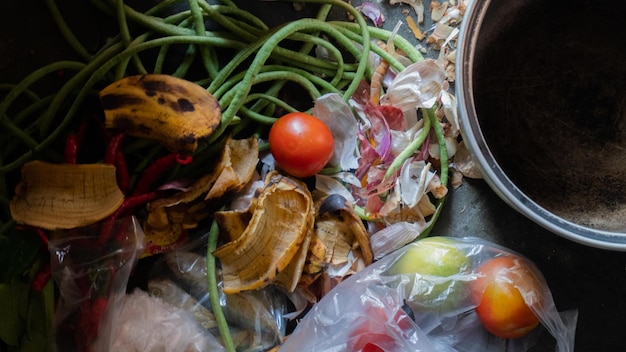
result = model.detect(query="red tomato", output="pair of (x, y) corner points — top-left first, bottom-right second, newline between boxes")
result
(471, 256), (542, 339)
(347, 304), (414, 352)
(268, 112), (334, 178)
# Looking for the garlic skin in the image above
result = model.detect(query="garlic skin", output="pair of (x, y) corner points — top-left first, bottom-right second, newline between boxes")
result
(383, 59), (449, 112)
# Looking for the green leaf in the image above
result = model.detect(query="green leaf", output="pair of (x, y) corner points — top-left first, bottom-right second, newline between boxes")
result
(0, 228), (43, 282)
(0, 279), (54, 349)
(19, 329), (48, 352)
(0, 283), (27, 346)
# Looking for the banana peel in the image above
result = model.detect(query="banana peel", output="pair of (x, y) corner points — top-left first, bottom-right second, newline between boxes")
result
(297, 235), (328, 288)
(212, 176), (373, 293)
(214, 209), (252, 243)
(9, 161), (124, 230)
(274, 224), (313, 292)
(299, 194), (373, 287)
(212, 173), (314, 294)
(99, 74), (221, 154)
(143, 136), (258, 256)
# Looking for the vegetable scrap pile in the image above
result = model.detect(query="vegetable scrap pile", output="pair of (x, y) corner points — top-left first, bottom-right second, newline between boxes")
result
(0, 0), (475, 351)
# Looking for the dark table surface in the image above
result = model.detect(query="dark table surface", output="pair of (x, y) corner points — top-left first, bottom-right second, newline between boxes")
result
(2, 1), (626, 351)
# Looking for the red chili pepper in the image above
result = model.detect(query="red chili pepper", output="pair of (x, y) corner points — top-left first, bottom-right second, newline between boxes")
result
(76, 296), (109, 352)
(64, 133), (78, 164)
(63, 121), (90, 164)
(104, 132), (124, 165)
(32, 227), (49, 246)
(115, 149), (130, 194)
(117, 191), (158, 216)
(132, 152), (193, 196)
(98, 192), (158, 244)
(31, 259), (51, 292)
(176, 153), (193, 164)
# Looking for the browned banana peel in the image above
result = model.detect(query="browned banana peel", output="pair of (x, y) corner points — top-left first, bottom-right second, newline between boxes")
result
(9, 160), (124, 230)
(213, 173), (314, 294)
(214, 209), (252, 243)
(143, 137), (258, 255)
(297, 234), (328, 288)
(99, 74), (221, 154)
(205, 137), (258, 200)
(274, 224), (313, 292)
(300, 194), (373, 286)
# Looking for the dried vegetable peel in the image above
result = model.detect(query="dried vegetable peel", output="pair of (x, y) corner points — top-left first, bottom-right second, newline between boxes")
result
(212, 173), (314, 294)
(9, 161), (124, 230)
(99, 74), (221, 154)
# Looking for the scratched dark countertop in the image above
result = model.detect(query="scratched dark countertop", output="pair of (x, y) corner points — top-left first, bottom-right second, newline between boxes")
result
(1, 1), (626, 351)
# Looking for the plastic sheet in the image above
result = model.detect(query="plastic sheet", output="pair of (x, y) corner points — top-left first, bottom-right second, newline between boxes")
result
(280, 236), (577, 352)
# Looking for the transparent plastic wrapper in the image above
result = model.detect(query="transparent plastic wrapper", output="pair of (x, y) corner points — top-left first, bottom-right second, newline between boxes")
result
(281, 236), (577, 352)
(144, 247), (289, 352)
(48, 216), (145, 352)
(98, 288), (226, 352)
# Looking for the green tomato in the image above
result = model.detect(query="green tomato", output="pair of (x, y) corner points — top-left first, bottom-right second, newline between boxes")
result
(388, 237), (470, 311)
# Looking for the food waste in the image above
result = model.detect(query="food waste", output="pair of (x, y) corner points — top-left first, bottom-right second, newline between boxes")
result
(0, 1), (564, 352)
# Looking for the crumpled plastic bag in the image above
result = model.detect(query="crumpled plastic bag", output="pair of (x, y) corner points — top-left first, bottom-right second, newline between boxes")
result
(97, 289), (225, 352)
(145, 248), (288, 352)
(48, 216), (145, 352)
(280, 236), (577, 352)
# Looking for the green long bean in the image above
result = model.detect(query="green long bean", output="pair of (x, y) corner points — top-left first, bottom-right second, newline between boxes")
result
(421, 106), (449, 237)
(332, 21), (424, 63)
(430, 108), (449, 187)
(45, 0), (92, 61)
(217, 13), (369, 137)
(217, 70), (325, 115)
(116, 0), (148, 75)
(187, 0), (218, 79)
(198, 3), (263, 43)
(384, 109), (432, 180)
(37, 42), (124, 136)
(206, 220), (236, 352)
(0, 61), (86, 125)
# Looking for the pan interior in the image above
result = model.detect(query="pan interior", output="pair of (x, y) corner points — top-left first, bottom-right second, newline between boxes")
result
(472, 0), (626, 232)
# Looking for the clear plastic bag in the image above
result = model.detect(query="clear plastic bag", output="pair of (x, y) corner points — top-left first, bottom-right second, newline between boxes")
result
(146, 249), (288, 352)
(98, 288), (226, 352)
(280, 236), (577, 352)
(48, 216), (145, 352)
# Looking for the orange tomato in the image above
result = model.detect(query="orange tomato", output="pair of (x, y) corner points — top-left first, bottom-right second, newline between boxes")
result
(268, 112), (334, 178)
(471, 256), (542, 339)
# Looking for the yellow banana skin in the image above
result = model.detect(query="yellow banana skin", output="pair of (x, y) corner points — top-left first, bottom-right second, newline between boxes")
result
(99, 74), (221, 154)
